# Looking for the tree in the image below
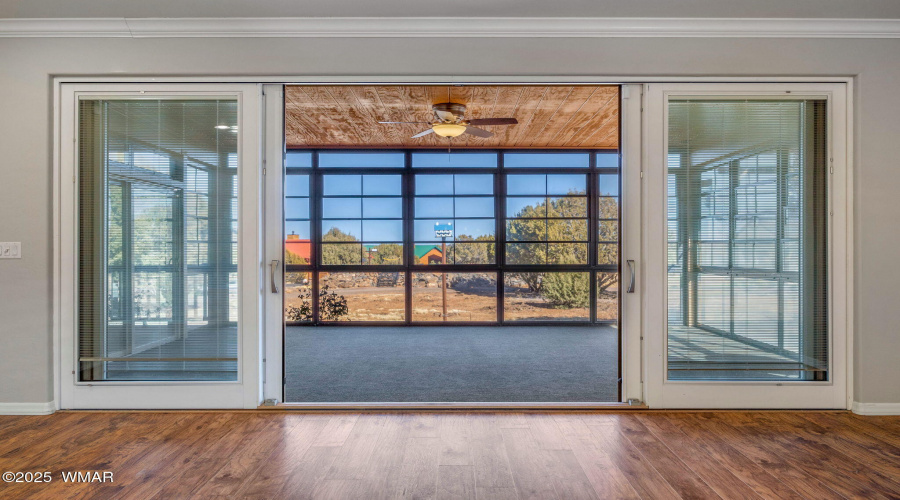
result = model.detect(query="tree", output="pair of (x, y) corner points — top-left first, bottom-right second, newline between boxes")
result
(542, 272), (590, 308)
(321, 226), (362, 265)
(504, 191), (619, 307)
(452, 234), (495, 264)
(368, 243), (403, 265)
(597, 196), (619, 294)
(285, 250), (308, 265)
(285, 250), (309, 284)
(506, 192), (588, 298)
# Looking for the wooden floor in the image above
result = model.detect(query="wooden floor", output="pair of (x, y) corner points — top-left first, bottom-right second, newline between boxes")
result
(0, 411), (898, 499)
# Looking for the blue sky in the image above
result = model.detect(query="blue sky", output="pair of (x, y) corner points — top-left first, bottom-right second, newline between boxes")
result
(282, 152), (619, 241)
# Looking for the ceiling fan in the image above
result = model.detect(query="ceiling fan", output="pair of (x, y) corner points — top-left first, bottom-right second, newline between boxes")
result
(379, 102), (518, 139)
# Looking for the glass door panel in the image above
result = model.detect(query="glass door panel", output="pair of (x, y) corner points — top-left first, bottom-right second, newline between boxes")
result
(644, 83), (849, 409)
(666, 99), (828, 382)
(60, 83), (261, 409)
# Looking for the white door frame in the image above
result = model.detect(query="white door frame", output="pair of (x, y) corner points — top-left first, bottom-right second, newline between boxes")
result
(642, 82), (852, 409)
(56, 83), (264, 409)
(261, 83), (643, 406)
(262, 84), (285, 404)
(620, 84), (644, 404)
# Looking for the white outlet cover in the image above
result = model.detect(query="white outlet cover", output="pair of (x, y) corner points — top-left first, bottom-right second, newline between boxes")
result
(0, 242), (22, 259)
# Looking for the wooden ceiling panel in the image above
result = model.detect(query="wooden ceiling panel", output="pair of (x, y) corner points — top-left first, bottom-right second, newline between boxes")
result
(284, 85), (619, 149)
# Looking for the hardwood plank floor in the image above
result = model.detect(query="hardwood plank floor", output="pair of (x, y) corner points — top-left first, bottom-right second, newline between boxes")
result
(0, 411), (897, 499)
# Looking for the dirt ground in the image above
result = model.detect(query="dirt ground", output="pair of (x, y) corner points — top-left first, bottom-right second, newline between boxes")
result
(284, 284), (618, 323)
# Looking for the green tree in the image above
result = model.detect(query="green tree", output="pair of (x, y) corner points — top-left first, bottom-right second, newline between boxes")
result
(452, 234), (495, 264)
(285, 249), (309, 284)
(321, 226), (362, 264)
(507, 192), (587, 296)
(542, 272), (590, 308)
(597, 196), (619, 292)
(368, 243), (403, 264)
(285, 250), (308, 265)
(505, 191), (619, 307)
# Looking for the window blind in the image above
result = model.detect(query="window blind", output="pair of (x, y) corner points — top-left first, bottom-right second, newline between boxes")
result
(78, 98), (239, 381)
(666, 99), (828, 381)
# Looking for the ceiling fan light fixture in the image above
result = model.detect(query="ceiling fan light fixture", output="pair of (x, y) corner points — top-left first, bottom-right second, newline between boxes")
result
(432, 123), (467, 138)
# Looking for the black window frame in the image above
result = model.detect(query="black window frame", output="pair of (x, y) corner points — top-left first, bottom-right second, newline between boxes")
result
(284, 149), (621, 327)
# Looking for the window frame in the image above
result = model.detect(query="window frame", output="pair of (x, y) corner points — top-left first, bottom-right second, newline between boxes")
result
(284, 149), (621, 326)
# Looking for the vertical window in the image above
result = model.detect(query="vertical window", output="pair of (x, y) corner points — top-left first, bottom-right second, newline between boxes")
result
(505, 174), (588, 265)
(78, 99), (238, 381)
(596, 152), (621, 322)
(283, 164), (312, 323)
(414, 174), (495, 264)
(321, 174), (403, 265)
(667, 99), (828, 381)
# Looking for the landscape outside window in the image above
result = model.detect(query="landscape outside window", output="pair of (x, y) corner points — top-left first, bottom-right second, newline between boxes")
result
(284, 150), (619, 325)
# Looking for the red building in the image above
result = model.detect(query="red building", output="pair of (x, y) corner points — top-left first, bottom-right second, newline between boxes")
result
(285, 232), (311, 263)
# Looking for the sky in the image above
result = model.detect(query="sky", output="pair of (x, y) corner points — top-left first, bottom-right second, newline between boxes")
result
(283, 152), (619, 241)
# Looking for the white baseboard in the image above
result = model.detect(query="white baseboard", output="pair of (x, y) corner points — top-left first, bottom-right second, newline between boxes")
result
(0, 401), (57, 415)
(851, 401), (900, 415)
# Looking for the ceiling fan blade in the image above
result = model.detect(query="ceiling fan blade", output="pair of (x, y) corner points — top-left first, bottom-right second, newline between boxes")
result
(467, 118), (519, 126)
(379, 121), (430, 124)
(411, 129), (435, 138)
(464, 126), (494, 138)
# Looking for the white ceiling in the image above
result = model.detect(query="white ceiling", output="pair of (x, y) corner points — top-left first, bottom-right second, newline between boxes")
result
(2, 0), (900, 19)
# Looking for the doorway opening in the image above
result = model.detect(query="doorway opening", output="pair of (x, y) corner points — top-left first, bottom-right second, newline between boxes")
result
(280, 85), (622, 403)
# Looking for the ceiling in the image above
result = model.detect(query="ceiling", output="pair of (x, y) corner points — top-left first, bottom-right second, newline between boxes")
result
(3, 0), (900, 18)
(285, 85), (619, 150)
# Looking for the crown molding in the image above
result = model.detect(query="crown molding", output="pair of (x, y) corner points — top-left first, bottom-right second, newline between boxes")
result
(2, 17), (900, 38)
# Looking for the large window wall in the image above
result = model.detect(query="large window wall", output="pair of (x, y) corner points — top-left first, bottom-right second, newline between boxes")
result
(284, 150), (620, 326)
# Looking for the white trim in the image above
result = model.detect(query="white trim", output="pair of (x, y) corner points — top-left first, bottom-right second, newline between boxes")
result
(54, 76), (857, 85)
(844, 78), (855, 411)
(621, 84), (643, 403)
(852, 402), (900, 415)
(4, 17), (900, 39)
(262, 84), (285, 404)
(0, 401), (56, 415)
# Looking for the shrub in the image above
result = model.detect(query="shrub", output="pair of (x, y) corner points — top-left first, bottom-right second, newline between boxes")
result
(541, 272), (589, 309)
(285, 284), (349, 321)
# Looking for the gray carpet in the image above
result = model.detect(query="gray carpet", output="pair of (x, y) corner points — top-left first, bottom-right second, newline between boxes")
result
(284, 325), (619, 403)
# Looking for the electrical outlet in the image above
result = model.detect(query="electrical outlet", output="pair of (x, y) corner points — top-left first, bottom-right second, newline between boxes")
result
(0, 242), (21, 259)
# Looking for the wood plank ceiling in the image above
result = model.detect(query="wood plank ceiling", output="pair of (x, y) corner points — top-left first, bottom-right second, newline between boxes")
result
(285, 85), (619, 149)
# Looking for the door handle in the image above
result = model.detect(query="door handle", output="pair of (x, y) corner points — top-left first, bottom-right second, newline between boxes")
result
(626, 260), (636, 293)
(270, 260), (280, 294)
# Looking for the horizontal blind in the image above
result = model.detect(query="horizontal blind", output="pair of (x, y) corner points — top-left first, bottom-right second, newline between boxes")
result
(78, 98), (239, 382)
(666, 99), (828, 381)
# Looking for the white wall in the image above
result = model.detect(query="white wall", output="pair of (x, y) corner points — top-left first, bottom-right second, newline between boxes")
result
(0, 34), (898, 405)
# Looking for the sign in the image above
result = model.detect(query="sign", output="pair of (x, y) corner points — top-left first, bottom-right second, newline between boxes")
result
(434, 222), (453, 238)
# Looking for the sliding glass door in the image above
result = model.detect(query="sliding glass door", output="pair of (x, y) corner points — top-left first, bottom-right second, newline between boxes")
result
(644, 83), (849, 408)
(60, 84), (262, 409)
